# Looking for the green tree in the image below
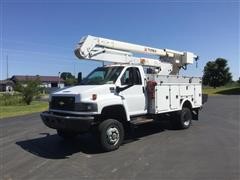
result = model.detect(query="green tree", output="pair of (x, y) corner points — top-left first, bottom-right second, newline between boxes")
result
(60, 72), (75, 80)
(15, 78), (42, 105)
(60, 72), (77, 86)
(203, 58), (232, 88)
(64, 78), (77, 86)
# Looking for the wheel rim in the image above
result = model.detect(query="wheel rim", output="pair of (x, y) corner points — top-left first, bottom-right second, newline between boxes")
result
(183, 112), (190, 126)
(106, 126), (120, 145)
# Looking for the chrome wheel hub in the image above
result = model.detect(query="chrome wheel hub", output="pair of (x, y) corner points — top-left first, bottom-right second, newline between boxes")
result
(106, 127), (120, 145)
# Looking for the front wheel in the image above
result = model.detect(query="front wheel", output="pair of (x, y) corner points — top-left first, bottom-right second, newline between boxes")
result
(98, 119), (124, 151)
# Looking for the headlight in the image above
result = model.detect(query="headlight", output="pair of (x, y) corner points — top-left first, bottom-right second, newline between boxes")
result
(75, 103), (98, 112)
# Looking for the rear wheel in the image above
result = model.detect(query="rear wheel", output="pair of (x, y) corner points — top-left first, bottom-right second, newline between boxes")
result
(98, 119), (124, 151)
(176, 107), (192, 129)
(57, 129), (78, 139)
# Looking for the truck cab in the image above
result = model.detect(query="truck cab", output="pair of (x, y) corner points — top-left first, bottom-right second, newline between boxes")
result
(41, 65), (148, 150)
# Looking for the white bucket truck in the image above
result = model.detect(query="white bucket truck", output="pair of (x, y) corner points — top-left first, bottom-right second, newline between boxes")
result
(41, 35), (206, 151)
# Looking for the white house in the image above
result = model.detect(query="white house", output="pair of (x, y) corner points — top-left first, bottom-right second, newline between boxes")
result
(0, 80), (14, 92)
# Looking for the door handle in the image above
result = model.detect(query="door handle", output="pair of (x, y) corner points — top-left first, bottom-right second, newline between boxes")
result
(142, 87), (145, 93)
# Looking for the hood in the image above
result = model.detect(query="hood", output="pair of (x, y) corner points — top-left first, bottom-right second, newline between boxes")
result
(51, 84), (115, 102)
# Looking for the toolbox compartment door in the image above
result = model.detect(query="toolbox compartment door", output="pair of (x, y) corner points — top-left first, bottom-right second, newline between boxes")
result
(170, 85), (180, 109)
(155, 85), (170, 112)
(194, 85), (202, 106)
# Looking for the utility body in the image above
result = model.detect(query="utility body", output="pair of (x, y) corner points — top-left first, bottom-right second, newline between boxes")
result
(41, 35), (206, 151)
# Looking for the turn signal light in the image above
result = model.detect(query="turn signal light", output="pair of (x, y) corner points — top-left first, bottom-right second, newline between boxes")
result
(92, 94), (97, 100)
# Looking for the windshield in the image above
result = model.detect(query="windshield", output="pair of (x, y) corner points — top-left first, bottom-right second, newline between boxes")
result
(81, 66), (124, 85)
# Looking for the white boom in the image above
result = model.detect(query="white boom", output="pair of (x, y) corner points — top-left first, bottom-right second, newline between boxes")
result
(74, 35), (198, 75)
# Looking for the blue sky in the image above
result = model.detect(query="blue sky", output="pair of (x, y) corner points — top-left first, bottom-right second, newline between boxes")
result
(0, 0), (239, 80)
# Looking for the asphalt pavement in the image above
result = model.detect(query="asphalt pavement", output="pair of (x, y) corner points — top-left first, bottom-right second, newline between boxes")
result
(0, 95), (239, 180)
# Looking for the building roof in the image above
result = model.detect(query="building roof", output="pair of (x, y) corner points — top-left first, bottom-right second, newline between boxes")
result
(0, 80), (14, 85)
(11, 75), (64, 83)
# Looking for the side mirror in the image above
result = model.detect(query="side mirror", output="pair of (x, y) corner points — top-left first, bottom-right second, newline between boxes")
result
(116, 86), (121, 93)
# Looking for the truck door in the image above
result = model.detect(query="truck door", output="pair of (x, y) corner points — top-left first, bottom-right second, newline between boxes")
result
(119, 67), (147, 116)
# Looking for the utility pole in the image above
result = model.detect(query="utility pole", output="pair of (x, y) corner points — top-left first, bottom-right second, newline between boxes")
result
(6, 55), (8, 79)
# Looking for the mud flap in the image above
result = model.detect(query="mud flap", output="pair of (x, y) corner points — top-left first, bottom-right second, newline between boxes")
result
(192, 109), (199, 120)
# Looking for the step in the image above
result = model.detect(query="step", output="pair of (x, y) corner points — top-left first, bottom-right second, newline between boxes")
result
(130, 117), (154, 125)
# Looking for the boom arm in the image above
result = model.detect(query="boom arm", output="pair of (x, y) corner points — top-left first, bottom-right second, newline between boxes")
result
(74, 35), (198, 75)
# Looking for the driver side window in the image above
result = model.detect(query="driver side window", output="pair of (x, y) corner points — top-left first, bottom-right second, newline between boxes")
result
(121, 68), (132, 85)
(121, 67), (142, 85)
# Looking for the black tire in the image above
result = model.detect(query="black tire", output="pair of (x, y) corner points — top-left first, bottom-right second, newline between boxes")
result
(98, 119), (124, 152)
(57, 129), (78, 139)
(176, 107), (192, 129)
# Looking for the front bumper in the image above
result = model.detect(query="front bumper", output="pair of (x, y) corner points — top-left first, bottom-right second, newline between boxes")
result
(40, 111), (96, 133)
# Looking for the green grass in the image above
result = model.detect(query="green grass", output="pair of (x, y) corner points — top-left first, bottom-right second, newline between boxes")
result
(203, 85), (240, 96)
(0, 93), (23, 106)
(0, 101), (48, 119)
